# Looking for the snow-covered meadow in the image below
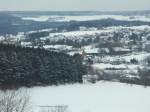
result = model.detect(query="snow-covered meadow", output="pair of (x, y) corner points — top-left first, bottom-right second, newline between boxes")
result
(21, 15), (150, 22)
(29, 81), (150, 112)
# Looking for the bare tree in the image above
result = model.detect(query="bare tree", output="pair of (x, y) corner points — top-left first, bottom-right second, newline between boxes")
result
(0, 89), (31, 112)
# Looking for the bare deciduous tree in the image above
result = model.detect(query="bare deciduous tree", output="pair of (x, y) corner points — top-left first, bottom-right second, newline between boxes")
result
(0, 89), (31, 112)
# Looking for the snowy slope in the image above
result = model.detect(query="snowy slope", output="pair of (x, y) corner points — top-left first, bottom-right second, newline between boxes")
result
(22, 15), (150, 22)
(92, 63), (142, 70)
(49, 30), (111, 37)
(29, 81), (150, 112)
(102, 52), (150, 62)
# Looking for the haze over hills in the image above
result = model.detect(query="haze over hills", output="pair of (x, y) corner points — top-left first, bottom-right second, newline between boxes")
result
(1, 10), (150, 15)
(0, 10), (150, 35)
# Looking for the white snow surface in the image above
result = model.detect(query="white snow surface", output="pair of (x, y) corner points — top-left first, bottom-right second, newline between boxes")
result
(22, 16), (50, 22)
(43, 45), (72, 50)
(48, 25), (150, 39)
(49, 29), (113, 37)
(22, 15), (150, 22)
(28, 81), (150, 112)
(92, 63), (142, 70)
(83, 45), (99, 54)
(102, 52), (150, 62)
(105, 25), (150, 31)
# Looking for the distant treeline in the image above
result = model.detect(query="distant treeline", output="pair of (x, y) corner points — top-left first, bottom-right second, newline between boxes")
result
(0, 44), (86, 89)
(6, 10), (150, 16)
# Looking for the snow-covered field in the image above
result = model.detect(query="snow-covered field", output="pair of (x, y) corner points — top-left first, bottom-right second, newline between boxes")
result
(49, 29), (113, 37)
(101, 52), (150, 62)
(21, 15), (150, 22)
(29, 81), (150, 112)
(105, 25), (150, 31)
(43, 45), (72, 50)
(47, 25), (150, 40)
(92, 63), (142, 70)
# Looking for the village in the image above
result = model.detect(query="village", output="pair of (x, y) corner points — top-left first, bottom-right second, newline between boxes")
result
(1, 25), (150, 84)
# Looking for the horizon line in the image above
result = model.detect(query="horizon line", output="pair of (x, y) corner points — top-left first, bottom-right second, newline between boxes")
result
(0, 9), (150, 12)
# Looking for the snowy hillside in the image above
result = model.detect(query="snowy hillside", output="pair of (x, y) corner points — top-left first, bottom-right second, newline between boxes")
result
(1, 12), (150, 87)
(22, 15), (150, 22)
(30, 81), (150, 112)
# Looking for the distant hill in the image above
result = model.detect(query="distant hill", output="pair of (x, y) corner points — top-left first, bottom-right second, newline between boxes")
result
(4, 10), (150, 16)
(0, 12), (150, 35)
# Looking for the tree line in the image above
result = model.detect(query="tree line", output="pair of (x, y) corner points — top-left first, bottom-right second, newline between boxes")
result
(0, 44), (87, 89)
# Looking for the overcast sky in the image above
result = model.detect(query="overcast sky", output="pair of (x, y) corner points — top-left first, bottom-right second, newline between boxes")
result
(0, 0), (150, 11)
